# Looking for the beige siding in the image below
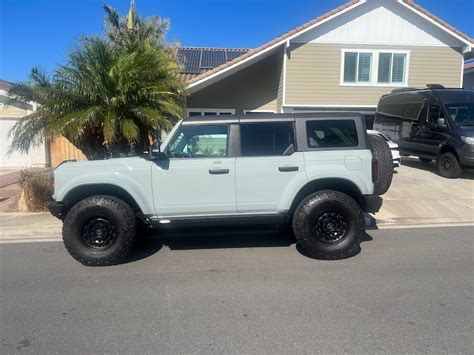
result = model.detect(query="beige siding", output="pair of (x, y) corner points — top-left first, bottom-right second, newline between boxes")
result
(187, 51), (283, 114)
(285, 43), (463, 106)
(276, 47), (285, 112)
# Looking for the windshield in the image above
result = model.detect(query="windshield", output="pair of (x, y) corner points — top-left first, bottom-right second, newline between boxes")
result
(445, 103), (474, 126)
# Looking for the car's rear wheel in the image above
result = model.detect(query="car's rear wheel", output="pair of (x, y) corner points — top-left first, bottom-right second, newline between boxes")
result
(292, 191), (364, 260)
(438, 152), (462, 178)
(63, 195), (136, 266)
(419, 157), (432, 164)
(368, 135), (393, 195)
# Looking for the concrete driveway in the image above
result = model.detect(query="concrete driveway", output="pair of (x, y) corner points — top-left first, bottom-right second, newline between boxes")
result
(374, 157), (474, 227)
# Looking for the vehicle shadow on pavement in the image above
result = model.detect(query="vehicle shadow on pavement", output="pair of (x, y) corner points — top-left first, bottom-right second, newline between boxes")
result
(122, 235), (163, 264)
(154, 226), (296, 250)
(124, 227), (373, 263)
(401, 159), (474, 180)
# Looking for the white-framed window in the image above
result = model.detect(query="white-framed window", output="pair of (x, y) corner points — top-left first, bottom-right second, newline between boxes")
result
(340, 49), (409, 87)
(186, 108), (235, 117)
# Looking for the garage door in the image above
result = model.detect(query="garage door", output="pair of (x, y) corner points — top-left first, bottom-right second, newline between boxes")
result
(0, 119), (46, 168)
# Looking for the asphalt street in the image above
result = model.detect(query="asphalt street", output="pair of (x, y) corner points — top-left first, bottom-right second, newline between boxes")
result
(0, 226), (473, 354)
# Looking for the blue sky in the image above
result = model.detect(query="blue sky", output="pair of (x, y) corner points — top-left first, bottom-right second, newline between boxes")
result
(1, 0), (473, 83)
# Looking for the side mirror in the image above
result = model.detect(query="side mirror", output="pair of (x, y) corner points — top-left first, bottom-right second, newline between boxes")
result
(436, 117), (447, 128)
(149, 135), (166, 159)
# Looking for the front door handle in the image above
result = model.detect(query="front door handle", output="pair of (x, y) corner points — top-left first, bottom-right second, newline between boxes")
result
(279, 166), (299, 172)
(209, 168), (229, 175)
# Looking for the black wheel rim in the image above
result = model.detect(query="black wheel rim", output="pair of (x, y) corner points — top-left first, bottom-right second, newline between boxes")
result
(312, 211), (347, 244)
(81, 217), (117, 251)
(440, 157), (452, 173)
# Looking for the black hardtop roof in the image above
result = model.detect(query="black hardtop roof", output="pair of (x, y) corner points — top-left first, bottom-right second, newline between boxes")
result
(183, 111), (365, 123)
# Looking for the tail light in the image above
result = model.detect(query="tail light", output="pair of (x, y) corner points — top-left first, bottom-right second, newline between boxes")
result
(372, 159), (380, 183)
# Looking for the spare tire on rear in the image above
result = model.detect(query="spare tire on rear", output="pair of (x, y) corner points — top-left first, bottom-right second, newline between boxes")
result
(368, 134), (393, 195)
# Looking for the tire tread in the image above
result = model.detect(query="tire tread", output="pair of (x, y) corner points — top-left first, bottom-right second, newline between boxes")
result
(63, 195), (135, 266)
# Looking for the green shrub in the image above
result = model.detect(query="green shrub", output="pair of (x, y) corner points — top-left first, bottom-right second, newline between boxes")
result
(19, 168), (52, 212)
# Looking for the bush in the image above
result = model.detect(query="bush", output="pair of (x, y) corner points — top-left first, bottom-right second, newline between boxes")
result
(19, 168), (52, 212)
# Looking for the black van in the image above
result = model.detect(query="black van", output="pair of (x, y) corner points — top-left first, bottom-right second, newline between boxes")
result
(374, 86), (474, 178)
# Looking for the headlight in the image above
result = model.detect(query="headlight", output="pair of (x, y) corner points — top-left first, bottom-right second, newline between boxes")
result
(461, 136), (474, 144)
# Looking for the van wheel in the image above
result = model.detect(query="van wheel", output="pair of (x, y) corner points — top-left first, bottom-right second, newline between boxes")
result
(293, 191), (363, 260)
(419, 157), (432, 164)
(62, 195), (136, 266)
(438, 152), (462, 178)
(368, 135), (393, 195)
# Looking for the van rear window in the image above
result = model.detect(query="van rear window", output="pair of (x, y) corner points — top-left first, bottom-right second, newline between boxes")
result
(378, 102), (422, 120)
(306, 120), (358, 148)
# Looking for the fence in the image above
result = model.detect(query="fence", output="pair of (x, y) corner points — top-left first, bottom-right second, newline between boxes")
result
(49, 136), (86, 167)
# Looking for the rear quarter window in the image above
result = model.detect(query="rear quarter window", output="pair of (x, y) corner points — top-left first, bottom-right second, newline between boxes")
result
(306, 120), (358, 148)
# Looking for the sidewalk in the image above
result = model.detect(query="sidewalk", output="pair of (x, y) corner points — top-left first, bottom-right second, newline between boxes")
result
(0, 212), (62, 243)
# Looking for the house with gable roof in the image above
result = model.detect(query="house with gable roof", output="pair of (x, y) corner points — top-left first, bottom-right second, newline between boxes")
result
(177, 0), (473, 127)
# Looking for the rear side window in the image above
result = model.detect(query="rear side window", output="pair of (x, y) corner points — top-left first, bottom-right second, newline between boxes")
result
(240, 122), (294, 156)
(306, 120), (358, 148)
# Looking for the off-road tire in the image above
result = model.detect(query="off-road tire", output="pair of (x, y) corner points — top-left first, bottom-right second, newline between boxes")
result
(438, 152), (462, 179)
(368, 134), (393, 195)
(63, 195), (136, 266)
(293, 191), (364, 260)
(419, 157), (432, 164)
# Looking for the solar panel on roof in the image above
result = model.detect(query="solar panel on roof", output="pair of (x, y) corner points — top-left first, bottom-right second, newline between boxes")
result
(201, 50), (226, 68)
(177, 48), (249, 74)
(177, 48), (201, 74)
(226, 50), (248, 61)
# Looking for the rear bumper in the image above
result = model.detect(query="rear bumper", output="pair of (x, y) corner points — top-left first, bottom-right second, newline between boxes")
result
(362, 195), (383, 213)
(48, 201), (65, 220)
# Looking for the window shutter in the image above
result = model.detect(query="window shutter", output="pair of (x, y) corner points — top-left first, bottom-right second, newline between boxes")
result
(392, 54), (406, 83)
(344, 52), (357, 83)
(358, 53), (372, 82)
(378, 53), (392, 83)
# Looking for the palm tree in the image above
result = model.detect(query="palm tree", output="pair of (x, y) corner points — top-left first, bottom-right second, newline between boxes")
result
(103, 2), (171, 51)
(8, 3), (185, 159)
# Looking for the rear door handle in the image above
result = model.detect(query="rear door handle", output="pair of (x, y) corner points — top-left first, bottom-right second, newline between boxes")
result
(278, 166), (299, 172)
(209, 168), (229, 175)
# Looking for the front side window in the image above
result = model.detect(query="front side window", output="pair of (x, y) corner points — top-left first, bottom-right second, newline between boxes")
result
(306, 120), (358, 148)
(427, 104), (441, 125)
(240, 122), (295, 156)
(167, 125), (229, 158)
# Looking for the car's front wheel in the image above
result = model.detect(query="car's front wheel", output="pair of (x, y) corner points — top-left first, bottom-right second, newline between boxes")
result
(292, 191), (364, 260)
(62, 195), (136, 266)
(438, 152), (462, 178)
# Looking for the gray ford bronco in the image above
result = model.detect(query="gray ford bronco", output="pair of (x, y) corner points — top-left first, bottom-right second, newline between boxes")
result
(48, 113), (392, 266)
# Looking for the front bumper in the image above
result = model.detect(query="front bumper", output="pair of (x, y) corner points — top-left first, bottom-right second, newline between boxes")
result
(457, 144), (474, 167)
(48, 201), (65, 220)
(362, 195), (383, 213)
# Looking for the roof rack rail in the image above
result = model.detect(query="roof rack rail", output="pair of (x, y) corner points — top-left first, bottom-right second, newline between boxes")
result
(426, 83), (445, 89)
(390, 87), (420, 94)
